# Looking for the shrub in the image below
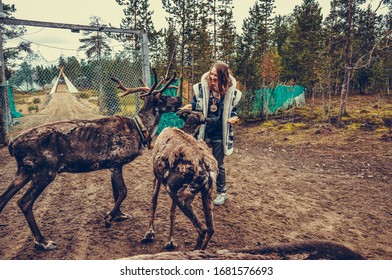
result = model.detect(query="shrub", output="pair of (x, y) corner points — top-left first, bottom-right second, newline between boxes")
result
(28, 104), (39, 113)
(78, 92), (89, 99)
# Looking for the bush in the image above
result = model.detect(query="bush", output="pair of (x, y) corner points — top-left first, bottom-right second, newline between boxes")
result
(78, 92), (89, 99)
(32, 97), (41, 104)
(28, 104), (39, 113)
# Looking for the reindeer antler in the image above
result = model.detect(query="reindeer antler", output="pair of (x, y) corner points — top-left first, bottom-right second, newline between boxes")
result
(110, 77), (150, 97)
(111, 68), (177, 98)
(147, 70), (177, 97)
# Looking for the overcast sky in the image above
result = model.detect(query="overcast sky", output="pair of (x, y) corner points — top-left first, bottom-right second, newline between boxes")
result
(4, 0), (333, 62)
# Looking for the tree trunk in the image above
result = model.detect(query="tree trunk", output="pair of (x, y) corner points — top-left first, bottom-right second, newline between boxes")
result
(338, 0), (353, 125)
(213, 0), (217, 62)
(179, 3), (185, 100)
(311, 87), (315, 115)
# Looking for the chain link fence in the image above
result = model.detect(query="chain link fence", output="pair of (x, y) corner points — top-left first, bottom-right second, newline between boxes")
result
(1, 24), (150, 141)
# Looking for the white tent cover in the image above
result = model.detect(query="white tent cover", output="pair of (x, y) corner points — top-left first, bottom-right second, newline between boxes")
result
(50, 67), (79, 94)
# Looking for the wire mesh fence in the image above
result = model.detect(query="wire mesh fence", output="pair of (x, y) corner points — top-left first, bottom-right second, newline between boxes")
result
(3, 52), (145, 139)
(1, 24), (150, 141)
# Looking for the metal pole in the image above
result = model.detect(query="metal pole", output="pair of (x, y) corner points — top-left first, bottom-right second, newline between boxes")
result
(138, 30), (150, 114)
(0, 0), (10, 145)
(141, 31), (150, 86)
(0, 17), (145, 35)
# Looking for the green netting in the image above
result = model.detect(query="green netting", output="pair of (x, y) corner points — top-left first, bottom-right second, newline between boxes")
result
(252, 87), (273, 116)
(156, 78), (184, 134)
(156, 83), (305, 132)
(8, 86), (23, 118)
(254, 84), (305, 115)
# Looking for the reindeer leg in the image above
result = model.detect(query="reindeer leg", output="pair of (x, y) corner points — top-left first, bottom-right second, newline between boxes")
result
(17, 170), (57, 250)
(111, 166), (130, 221)
(105, 166), (128, 227)
(142, 178), (161, 243)
(169, 189), (206, 251)
(200, 182), (214, 250)
(165, 199), (178, 250)
(0, 169), (32, 214)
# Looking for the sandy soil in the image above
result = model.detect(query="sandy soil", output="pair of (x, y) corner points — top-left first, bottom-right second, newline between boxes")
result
(0, 89), (391, 260)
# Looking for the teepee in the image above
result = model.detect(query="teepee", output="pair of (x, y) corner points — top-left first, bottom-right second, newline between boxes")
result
(50, 67), (79, 94)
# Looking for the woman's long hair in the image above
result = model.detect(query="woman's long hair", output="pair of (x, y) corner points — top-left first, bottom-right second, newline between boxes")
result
(207, 62), (233, 95)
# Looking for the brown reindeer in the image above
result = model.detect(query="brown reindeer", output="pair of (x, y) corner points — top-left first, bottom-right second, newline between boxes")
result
(142, 109), (218, 250)
(0, 69), (182, 250)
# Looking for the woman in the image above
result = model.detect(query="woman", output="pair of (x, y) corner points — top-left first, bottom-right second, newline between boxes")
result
(182, 62), (242, 205)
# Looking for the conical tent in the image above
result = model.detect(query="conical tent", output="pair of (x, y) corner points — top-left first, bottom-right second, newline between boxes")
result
(50, 67), (79, 94)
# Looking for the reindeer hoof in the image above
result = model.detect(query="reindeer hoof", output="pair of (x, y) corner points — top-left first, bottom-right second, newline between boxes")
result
(34, 239), (58, 250)
(141, 231), (155, 243)
(114, 212), (131, 221)
(104, 212), (113, 228)
(165, 241), (178, 250)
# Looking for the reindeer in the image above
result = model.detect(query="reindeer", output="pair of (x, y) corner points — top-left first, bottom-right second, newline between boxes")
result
(0, 69), (182, 250)
(142, 109), (218, 250)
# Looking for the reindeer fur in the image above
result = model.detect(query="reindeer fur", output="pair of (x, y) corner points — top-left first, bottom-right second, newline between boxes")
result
(142, 109), (218, 250)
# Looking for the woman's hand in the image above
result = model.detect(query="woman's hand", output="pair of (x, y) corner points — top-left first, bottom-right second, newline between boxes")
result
(180, 104), (192, 110)
(228, 116), (240, 124)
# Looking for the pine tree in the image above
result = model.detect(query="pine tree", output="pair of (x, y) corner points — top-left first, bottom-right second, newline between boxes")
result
(153, 23), (179, 76)
(354, 6), (382, 94)
(115, 0), (159, 58)
(217, 0), (237, 68)
(272, 15), (290, 55)
(238, 0), (275, 89)
(78, 16), (112, 60)
(237, 13), (257, 91)
(281, 0), (323, 89)
(329, 0), (366, 123)
(187, 0), (214, 90)
(0, 3), (33, 145)
(1, 4), (32, 79)
(162, 0), (200, 95)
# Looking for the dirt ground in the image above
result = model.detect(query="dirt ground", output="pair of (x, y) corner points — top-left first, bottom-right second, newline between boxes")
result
(0, 87), (391, 260)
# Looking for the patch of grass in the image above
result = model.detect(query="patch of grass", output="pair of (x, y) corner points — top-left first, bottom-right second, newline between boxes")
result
(247, 92), (392, 147)
(374, 127), (390, 134)
(118, 103), (138, 116)
(346, 123), (361, 131)
(279, 122), (310, 132)
(261, 120), (279, 127)
(14, 98), (27, 105)
(84, 89), (99, 98)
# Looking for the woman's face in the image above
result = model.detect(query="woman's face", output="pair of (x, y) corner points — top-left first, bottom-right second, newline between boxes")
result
(209, 67), (218, 92)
